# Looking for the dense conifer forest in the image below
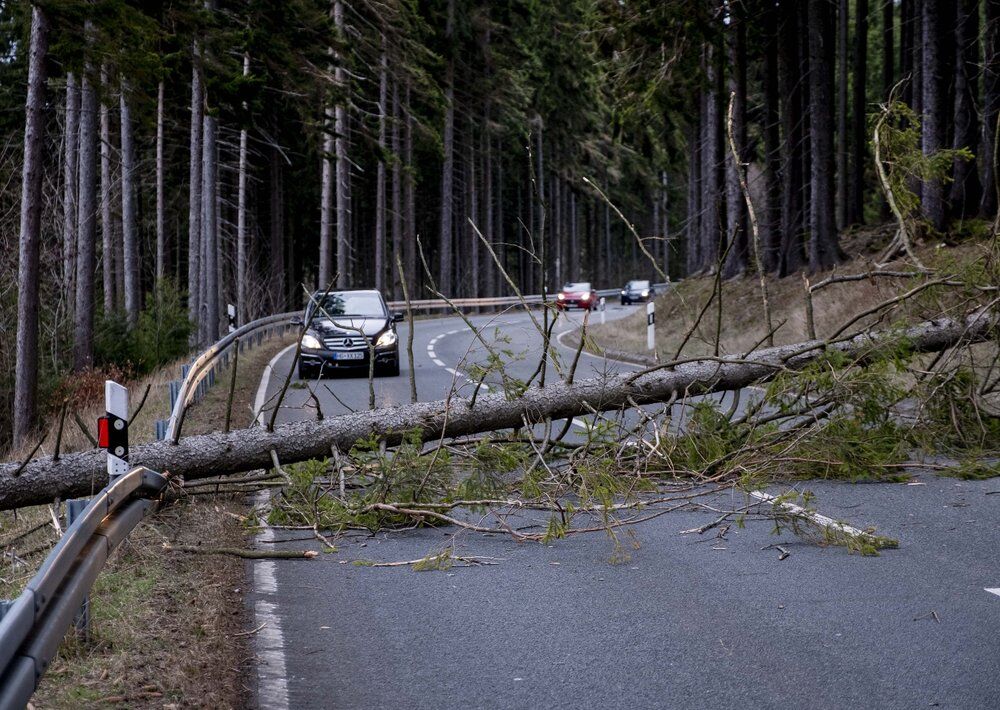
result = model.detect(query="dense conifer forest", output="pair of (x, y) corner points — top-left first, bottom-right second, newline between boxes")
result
(2, 0), (998, 449)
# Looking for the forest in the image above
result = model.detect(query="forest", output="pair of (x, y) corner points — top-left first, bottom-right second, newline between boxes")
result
(1, 0), (998, 451)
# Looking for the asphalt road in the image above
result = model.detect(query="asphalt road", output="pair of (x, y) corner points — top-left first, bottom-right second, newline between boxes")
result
(247, 305), (1000, 710)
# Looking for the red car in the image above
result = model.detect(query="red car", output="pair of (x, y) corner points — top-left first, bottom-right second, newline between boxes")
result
(556, 282), (598, 310)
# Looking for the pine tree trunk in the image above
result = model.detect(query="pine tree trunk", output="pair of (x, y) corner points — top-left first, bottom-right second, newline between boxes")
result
(484, 127), (495, 297)
(120, 85), (139, 326)
(808, 0), (841, 270)
(100, 67), (115, 314)
(849, 0), (869, 226)
(391, 77), (403, 300)
(188, 41), (204, 333)
(686, 117), (702, 275)
(269, 147), (286, 309)
(950, 0), (982, 220)
(762, 2), (782, 272)
(701, 40), (724, 271)
(921, 0), (947, 231)
(881, 0), (894, 220)
(778, 0), (805, 275)
(724, 11), (748, 279)
(155, 81), (166, 282)
(334, 0), (349, 290)
(237, 54), (249, 323)
(74, 34), (98, 371)
(404, 81), (417, 293)
(201, 113), (219, 341)
(374, 38), (387, 292)
(836, 0), (849, 230)
(882, 0), (895, 98)
(468, 133), (479, 296)
(984, 0), (1000, 216)
(13, 4), (48, 448)
(439, 1), (456, 295)
(900, 0), (913, 107)
(319, 104), (334, 287)
(62, 74), (79, 313)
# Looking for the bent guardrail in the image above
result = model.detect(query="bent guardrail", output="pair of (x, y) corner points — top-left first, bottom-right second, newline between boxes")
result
(0, 466), (168, 709)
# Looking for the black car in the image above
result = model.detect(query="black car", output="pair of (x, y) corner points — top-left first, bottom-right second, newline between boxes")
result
(295, 289), (402, 378)
(620, 279), (655, 305)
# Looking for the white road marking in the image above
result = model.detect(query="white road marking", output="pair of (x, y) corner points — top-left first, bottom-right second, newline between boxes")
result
(986, 588), (1000, 598)
(254, 343), (297, 425)
(250, 349), (294, 710)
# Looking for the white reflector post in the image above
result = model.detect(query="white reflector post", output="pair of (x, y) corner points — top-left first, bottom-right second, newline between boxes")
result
(599, 297), (606, 325)
(646, 301), (655, 351)
(105, 380), (129, 480)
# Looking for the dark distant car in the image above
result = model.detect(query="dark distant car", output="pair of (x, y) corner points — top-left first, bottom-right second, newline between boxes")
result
(556, 282), (598, 310)
(620, 280), (655, 305)
(295, 289), (402, 379)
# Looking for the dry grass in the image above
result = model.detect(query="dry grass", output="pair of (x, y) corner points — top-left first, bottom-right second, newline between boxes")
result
(588, 226), (994, 359)
(1, 337), (293, 708)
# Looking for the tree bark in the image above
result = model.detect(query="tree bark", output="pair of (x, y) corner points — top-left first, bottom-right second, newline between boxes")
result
(319, 103), (334, 287)
(237, 53), (250, 324)
(391, 77), (403, 300)
(881, 0), (894, 220)
(155, 81), (166, 282)
(269, 147), (286, 309)
(439, 0), (456, 295)
(404, 80), (417, 294)
(849, 0), (869, 226)
(62, 73), (79, 312)
(74, 29), (98, 371)
(808, 0), (841, 271)
(334, 0), (349, 290)
(985, 1), (1000, 216)
(778, 0), (805, 275)
(188, 40), (204, 333)
(12, 4), (49, 448)
(201, 113), (219, 342)
(120, 85), (140, 327)
(3, 308), (996, 510)
(921, 0), (947, 231)
(762, 2), (782, 272)
(375, 36), (388, 292)
(100, 66), (115, 314)
(723, 9), (747, 280)
(836, 0), (849, 230)
(701, 40), (724, 271)
(950, 0), (982, 220)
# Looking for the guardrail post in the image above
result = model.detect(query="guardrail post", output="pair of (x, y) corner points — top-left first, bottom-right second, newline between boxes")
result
(65, 498), (91, 637)
(646, 301), (655, 351)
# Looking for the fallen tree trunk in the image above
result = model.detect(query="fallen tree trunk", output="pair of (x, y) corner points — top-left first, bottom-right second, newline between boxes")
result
(1, 309), (995, 509)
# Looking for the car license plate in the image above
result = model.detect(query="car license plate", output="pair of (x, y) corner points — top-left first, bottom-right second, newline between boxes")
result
(333, 351), (364, 360)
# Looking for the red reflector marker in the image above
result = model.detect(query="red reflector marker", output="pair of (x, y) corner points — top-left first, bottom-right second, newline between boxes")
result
(97, 416), (110, 448)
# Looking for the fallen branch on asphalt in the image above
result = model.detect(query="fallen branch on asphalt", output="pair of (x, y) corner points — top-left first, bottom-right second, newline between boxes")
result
(0, 307), (996, 509)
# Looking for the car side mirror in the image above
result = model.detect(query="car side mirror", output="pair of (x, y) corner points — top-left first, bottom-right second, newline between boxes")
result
(391, 312), (404, 323)
(289, 316), (304, 327)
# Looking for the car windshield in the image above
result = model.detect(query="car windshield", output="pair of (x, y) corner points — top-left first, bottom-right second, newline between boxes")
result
(563, 282), (591, 292)
(308, 292), (386, 319)
(628, 280), (650, 289)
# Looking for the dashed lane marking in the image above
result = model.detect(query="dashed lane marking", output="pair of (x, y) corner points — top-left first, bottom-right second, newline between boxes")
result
(986, 588), (1000, 598)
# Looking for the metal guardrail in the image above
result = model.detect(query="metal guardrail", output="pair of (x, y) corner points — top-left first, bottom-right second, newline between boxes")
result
(161, 284), (670, 441)
(0, 467), (168, 709)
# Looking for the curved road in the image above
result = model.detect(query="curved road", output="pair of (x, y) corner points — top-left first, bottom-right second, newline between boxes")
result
(247, 305), (1000, 710)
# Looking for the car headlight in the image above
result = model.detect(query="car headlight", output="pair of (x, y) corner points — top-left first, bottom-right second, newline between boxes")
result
(557, 293), (565, 300)
(621, 290), (626, 295)
(376, 330), (397, 347)
(642, 289), (649, 297)
(301, 333), (323, 349)
(581, 293), (590, 301)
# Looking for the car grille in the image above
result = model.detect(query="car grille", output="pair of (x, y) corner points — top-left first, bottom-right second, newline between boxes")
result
(323, 336), (368, 350)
